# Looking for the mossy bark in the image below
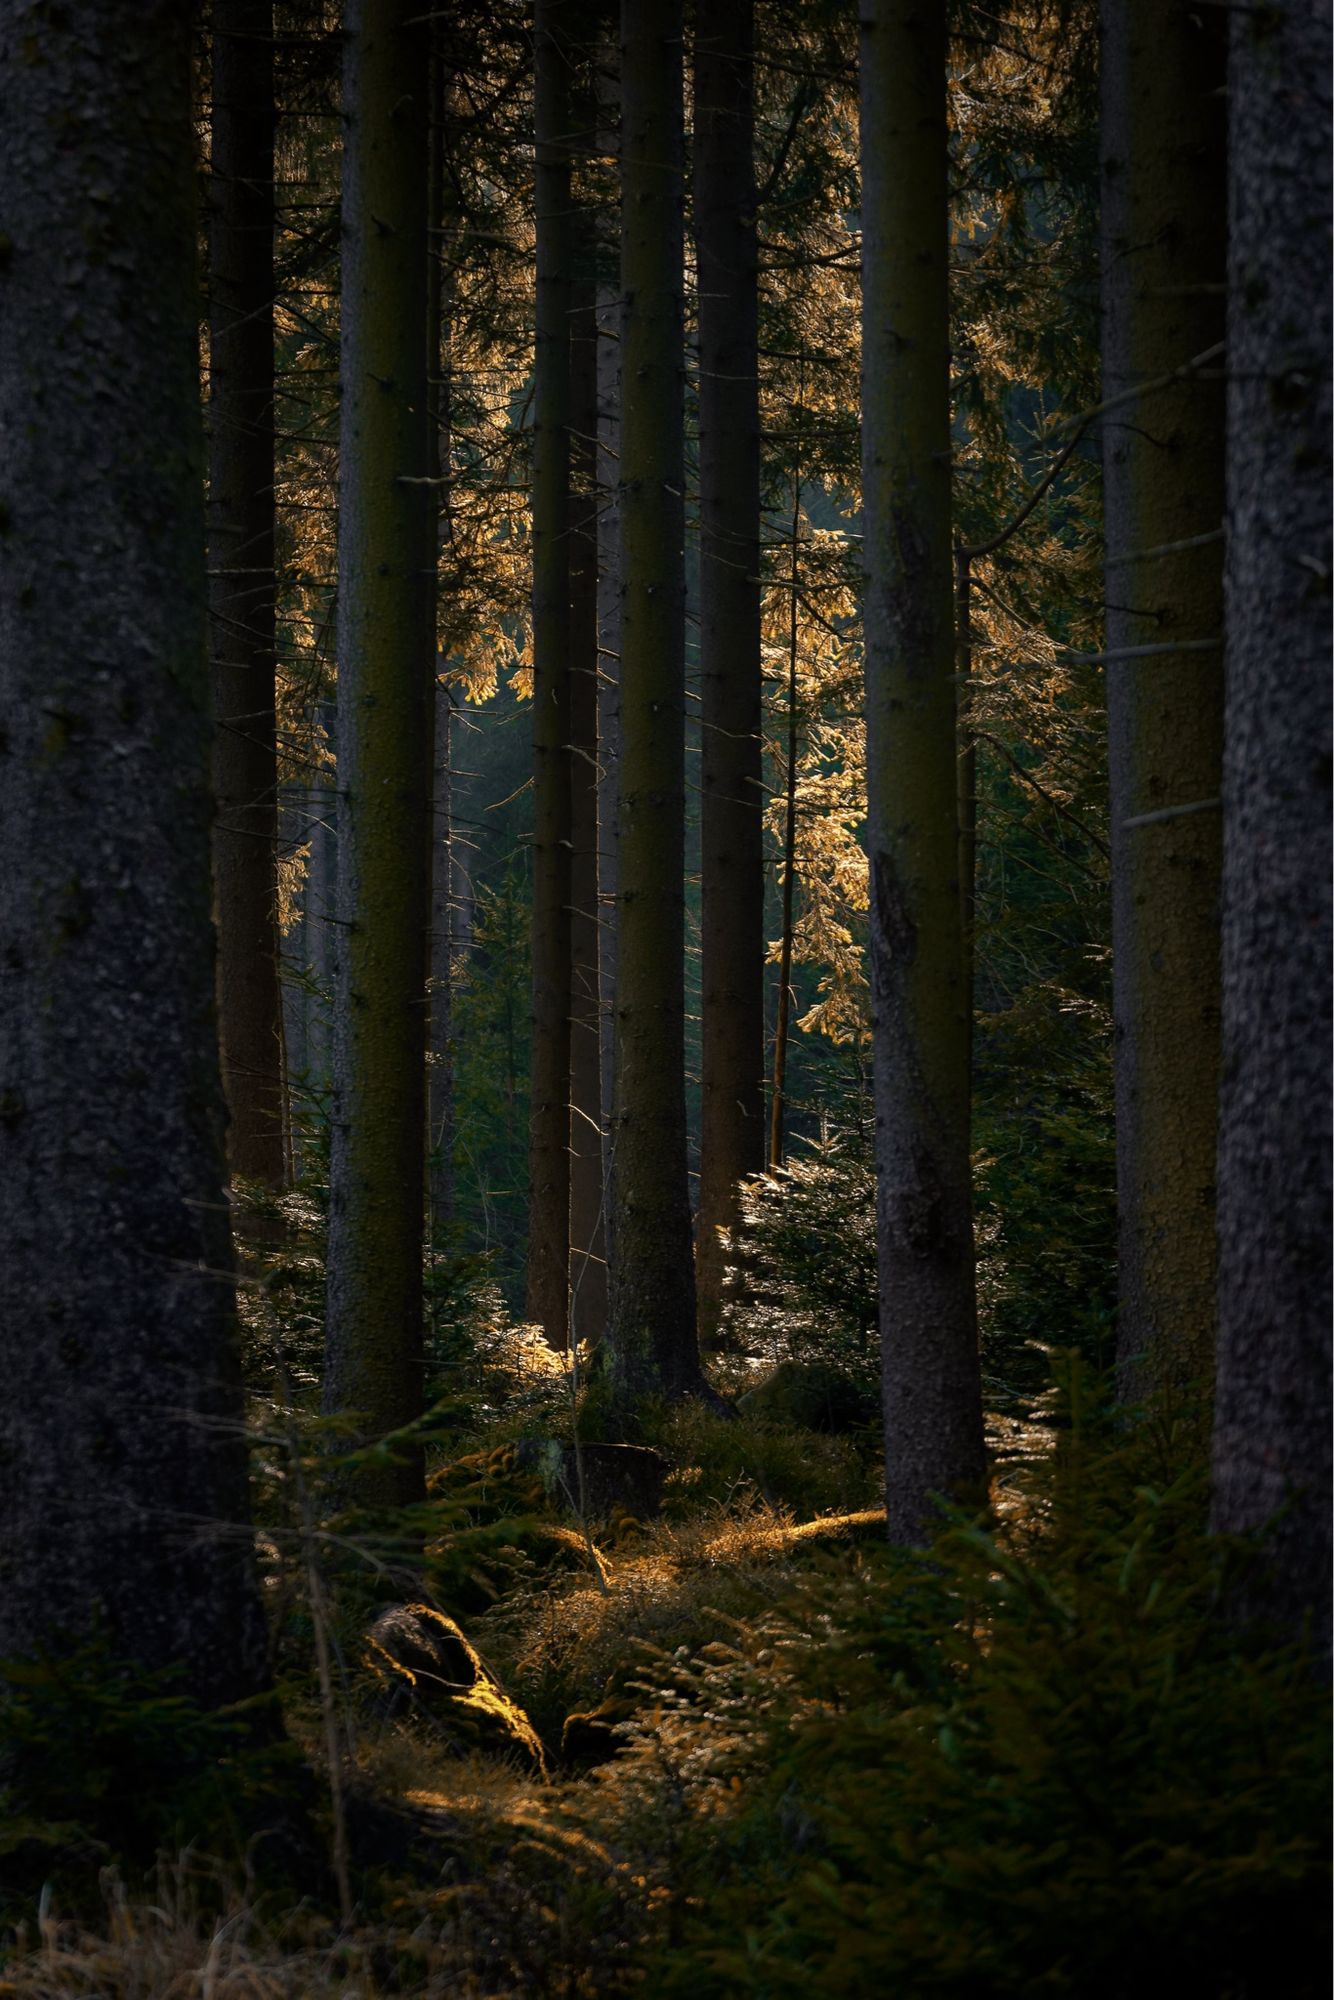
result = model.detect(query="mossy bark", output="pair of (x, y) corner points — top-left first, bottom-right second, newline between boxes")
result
(694, 0), (765, 1341)
(324, 0), (436, 1508)
(209, 0), (284, 1189)
(0, 0), (266, 1703)
(1101, 0), (1226, 1412)
(1210, 0), (1332, 1650)
(526, 0), (576, 1348)
(607, 0), (705, 1403)
(859, 0), (986, 1544)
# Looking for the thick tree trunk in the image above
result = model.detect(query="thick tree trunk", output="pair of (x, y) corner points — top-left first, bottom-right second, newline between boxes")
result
(607, 0), (705, 1403)
(693, 0), (765, 1340)
(1210, 0), (1332, 1650)
(209, 0), (285, 1188)
(324, 0), (435, 1508)
(0, 0), (266, 1704)
(1101, 0), (1226, 1412)
(569, 197), (608, 1346)
(525, 0), (575, 1347)
(859, 0), (986, 1544)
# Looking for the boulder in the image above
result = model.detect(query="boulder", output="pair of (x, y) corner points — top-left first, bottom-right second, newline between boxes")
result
(362, 1602), (546, 1773)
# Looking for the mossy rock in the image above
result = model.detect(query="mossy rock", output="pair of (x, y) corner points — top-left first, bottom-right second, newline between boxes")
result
(361, 1603), (547, 1773)
(735, 1359), (879, 1434)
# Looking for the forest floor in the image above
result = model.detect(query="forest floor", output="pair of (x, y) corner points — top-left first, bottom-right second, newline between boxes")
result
(1, 1212), (1328, 1997)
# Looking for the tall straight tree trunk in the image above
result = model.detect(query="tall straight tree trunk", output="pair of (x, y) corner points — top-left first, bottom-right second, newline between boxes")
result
(429, 681), (455, 1231)
(595, 36), (622, 1269)
(209, 0), (285, 1187)
(569, 189), (608, 1345)
(608, 0), (705, 1404)
(1101, 0), (1226, 1411)
(859, 0), (986, 1544)
(0, 0), (266, 1703)
(279, 781), (307, 1173)
(325, 0), (435, 1508)
(526, 0), (576, 1347)
(306, 698), (337, 1095)
(427, 32), (454, 1239)
(769, 483), (801, 1170)
(693, 0), (764, 1341)
(1211, 0), (1332, 1649)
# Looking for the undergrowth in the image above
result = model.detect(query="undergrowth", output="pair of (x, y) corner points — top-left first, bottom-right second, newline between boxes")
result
(3, 1220), (1326, 2000)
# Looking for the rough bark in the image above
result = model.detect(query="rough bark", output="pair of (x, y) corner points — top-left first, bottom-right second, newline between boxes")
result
(1210, 0), (1332, 1650)
(693, 0), (765, 1339)
(0, 0), (266, 1703)
(1101, 0), (1226, 1411)
(859, 0), (986, 1544)
(324, 0), (435, 1508)
(209, 0), (285, 1187)
(526, 1), (576, 1347)
(570, 191), (609, 1346)
(607, 0), (705, 1403)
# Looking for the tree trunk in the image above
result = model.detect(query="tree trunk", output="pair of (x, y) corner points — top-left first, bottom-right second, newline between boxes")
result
(1210, 0), (1332, 1651)
(429, 680), (455, 1233)
(859, 0), (986, 1544)
(694, 0), (765, 1340)
(607, 0), (704, 1404)
(209, 0), (285, 1188)
(0, 0), (266, 1703)
(306, 700), (337, 1096)
(596, 35), (622, 1279)
(526, 0), (576, 1348)
(1101, 0), (1226, 1412)
(324, 0), (435, 1509)
(427, 32), (454, 1240)
(769, 482), (801, 1171)
(570, 182), (608, 1345)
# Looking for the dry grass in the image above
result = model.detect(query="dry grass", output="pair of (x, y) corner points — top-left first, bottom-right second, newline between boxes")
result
(1, 1866), (358, 1999)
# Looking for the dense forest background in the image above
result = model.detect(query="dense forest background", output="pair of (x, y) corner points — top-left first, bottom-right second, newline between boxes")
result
(0, 0), (1329, 1993)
